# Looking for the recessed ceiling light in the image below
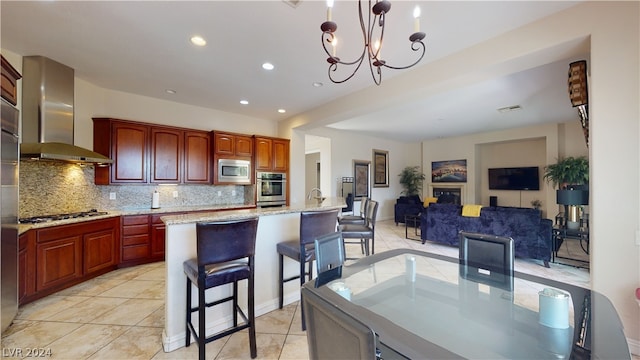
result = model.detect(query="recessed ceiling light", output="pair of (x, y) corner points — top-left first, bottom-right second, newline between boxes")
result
(190, 35), (207, 46)
(278, 109), (286, 114)
(262, 62), (274, 71)
(312, 82), (323, 87)
(165, 89), (176, 94)
(240, 100), (249, 105)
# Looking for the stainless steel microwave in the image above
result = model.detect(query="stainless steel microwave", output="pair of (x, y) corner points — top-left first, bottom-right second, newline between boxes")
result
(218, 159), (251, 184)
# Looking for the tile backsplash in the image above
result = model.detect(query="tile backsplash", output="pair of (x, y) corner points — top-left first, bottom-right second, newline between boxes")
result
(19, 161), (253, 217)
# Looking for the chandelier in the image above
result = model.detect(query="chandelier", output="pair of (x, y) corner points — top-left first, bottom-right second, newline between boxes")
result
(320, 0), (426, 85)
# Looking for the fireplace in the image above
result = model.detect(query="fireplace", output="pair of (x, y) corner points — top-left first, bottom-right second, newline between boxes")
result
(429, 184), (465, 205)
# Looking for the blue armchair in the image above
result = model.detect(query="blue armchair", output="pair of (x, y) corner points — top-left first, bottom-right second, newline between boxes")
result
(394, 195), (424, 225)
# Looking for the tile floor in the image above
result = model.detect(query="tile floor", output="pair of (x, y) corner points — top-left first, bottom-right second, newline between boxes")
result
(1, 219), (593, 359)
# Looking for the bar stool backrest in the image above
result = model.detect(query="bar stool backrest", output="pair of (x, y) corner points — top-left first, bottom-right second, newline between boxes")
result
(365, 200), (379, 229)
(300, 209), (340, 246)
(195, 217), (259, 266)
(314, 232), (345, 274)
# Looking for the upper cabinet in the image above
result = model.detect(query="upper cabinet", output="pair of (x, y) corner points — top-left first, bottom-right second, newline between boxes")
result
(212, 131), (253, 158)
(254, 136), (289, 172)
(93, 118), (211, 185)
(1, 55), (21, 105)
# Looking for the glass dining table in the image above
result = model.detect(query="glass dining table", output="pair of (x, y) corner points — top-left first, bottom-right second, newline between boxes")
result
(302, 248), (630, 359)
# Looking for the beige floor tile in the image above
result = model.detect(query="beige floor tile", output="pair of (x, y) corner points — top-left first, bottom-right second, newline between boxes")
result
(47, 296), (128, 323)
(278, 335), (309, 360)
(0, 320), (82, 349)
(15, 295), (91, 321)
(87, 326), (162, 360)
(133, 267), (167, 281)
(137, 307), (165, 328)
(91, 298), (164, 326)
(55, 277), (128, 297)
(215, 332), (286, 360)
(151, 338), (226, 360)
(48, 323), (129, 359)
(99, 279), (165, 299)
(256, 303), (296, 335)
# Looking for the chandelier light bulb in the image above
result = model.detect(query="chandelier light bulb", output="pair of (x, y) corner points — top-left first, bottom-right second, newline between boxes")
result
(413, 6), (421, 32)
(326, 0), (334, 21)
(332, 37), (338, 57)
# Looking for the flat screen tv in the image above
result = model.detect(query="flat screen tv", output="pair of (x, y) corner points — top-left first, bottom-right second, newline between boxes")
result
(488, 166), (540, 191)
(459, 231), (514, 291)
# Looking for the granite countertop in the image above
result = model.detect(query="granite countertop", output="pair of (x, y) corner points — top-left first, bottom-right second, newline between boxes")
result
(17, 198), (346, 234)
(17, 203), (258, 234)
(161, 197), (347, 225)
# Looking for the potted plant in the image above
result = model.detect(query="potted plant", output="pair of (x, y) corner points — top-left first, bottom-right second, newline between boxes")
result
(542, 156), (589, 189)
(398, 166), (426, 196)
(543, 156), (589, 229)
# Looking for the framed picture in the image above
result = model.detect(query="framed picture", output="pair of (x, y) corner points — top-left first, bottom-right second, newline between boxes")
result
(372, 149), (389, 188)
(432, 159), (467, 183)
(353, 160), (370, 199)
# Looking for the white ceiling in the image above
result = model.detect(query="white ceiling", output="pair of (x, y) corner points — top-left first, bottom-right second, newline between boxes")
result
(1, 0), (587, 142)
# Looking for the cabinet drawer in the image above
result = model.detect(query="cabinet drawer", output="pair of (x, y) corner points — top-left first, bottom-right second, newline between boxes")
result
(123, 234), (149, 246)
(123, 224), (149, 236)
(123, 215), (149, 226)
(122, 245), (149, 261)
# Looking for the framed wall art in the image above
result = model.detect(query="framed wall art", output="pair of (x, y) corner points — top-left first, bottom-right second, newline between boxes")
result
(372, 149), (389, 188)
(431, 159), (467, 183)
(353, 160), (370, 199)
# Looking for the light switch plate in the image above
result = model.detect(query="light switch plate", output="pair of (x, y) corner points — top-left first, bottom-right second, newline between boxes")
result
(109, 192), (116, 200)
(173, 191), (179, 198)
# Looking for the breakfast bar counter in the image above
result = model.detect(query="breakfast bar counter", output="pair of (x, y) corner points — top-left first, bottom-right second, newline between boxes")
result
(161, 197), (346, 352)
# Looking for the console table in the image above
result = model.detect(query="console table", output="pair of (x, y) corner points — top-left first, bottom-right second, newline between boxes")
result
(403, 214), (421, 241)
(553, 212), (589, 268)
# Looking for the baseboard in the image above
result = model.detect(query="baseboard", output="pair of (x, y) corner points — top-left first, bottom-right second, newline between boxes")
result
(627, 336), (640, 356)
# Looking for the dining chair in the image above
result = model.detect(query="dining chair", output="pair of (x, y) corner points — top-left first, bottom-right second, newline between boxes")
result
(183, 217), (259, 360)
(314, 232), (346, 274)
(458, 231), (514, 291)
(338, 197), (368, 225)
(339, 199), (379, 257)
(302, 287), (378, 360)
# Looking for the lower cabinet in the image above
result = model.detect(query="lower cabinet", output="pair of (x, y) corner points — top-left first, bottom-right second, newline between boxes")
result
(121, 215), (151, 265)
(20, 217), (120, 305)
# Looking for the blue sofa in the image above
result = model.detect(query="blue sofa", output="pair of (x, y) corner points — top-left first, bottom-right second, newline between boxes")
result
(420, 203), (552, 266)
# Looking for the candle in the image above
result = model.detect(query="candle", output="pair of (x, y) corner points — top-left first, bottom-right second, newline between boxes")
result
(374, 39), (381, 59)
(327, 0), (334, 21)
(332, 37), (338, 57)
(413, 6), (421, 33)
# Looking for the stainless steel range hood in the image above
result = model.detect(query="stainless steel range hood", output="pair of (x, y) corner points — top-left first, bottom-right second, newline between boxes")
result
(20, 56), (112, 165)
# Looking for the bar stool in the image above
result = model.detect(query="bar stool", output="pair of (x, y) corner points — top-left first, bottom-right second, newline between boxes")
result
(184, 217), (259, 360)
(340, 200), (378, 257)
(338, 197), (368, 225)
(277, 209), (339, 329)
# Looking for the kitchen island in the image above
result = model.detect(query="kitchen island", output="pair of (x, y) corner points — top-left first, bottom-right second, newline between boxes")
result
(160, 197), (346, 352)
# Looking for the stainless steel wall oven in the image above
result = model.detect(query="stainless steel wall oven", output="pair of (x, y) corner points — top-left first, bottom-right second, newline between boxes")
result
(256, 172), (286, 207)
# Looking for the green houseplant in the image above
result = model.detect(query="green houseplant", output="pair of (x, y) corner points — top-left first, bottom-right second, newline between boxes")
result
(543, 156), (589, 229)
(542, 156), (589, 189)
(398, 166), (426, 197)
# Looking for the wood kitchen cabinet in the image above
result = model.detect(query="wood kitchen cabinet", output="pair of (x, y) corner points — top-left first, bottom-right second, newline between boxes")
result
(93, 118), (212, 185)
(213, 131), (253, 158)
(184, 131), (211, 184)
(1, 55), (21, 106)
(121, 214), (151, 266)
(18, 232), (35, 304)
(94, 119), (149, 184)
(19, 217), (120, 305)
(254, 136), (289, 172)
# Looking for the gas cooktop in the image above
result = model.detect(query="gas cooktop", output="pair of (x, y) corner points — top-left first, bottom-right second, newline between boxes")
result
(19, 209), (109, 224)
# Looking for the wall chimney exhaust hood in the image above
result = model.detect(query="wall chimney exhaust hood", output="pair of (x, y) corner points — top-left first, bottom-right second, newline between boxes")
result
(20, 56), (112, 165)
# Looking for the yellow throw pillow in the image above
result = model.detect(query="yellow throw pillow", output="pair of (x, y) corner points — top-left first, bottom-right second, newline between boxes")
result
(424, 197), (438, 207)
(462, 204), (482, 217)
